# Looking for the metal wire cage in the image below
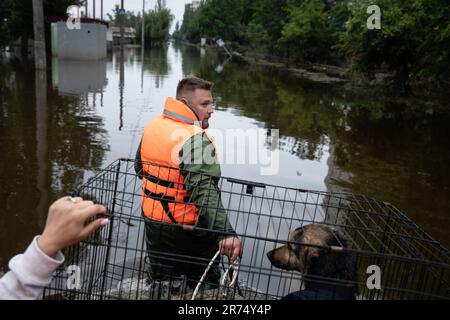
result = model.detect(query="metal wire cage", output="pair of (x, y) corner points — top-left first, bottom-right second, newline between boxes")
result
(43, 158), (450, 300)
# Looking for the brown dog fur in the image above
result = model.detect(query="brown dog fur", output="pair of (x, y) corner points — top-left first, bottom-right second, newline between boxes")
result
(267, 224), (358, 299)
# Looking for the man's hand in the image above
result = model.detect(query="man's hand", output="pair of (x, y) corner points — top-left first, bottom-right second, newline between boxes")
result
(37, 197), (109, 258)
(218, 236), (243, 262)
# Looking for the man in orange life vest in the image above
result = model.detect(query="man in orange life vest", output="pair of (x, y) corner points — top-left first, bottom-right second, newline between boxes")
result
(135, 77), (243, 288)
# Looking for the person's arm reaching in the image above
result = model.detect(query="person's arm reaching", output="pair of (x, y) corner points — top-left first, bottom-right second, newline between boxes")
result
(0, 236), (64, 300)
(0, 197), (108, 299)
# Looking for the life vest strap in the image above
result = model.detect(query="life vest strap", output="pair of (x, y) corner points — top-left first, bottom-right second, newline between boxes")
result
(143, 172), (174, 188)
(144, 188), (193, 224)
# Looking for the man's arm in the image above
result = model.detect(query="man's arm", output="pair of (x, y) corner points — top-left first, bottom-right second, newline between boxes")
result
(179, 133), (235, 240)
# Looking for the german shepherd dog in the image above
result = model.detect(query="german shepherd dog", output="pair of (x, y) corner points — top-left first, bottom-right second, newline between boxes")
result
(267, 224), (358, 300)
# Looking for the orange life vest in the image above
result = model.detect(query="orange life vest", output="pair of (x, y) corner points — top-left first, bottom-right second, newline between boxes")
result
(140, 97), (212, 225)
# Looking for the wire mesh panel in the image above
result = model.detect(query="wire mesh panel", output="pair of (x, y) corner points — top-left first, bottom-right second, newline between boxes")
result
(44, 159), (450, 300)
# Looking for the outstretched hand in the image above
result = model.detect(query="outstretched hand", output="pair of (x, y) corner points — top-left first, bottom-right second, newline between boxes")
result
(37, 197), (109, 258)
(218, 236), (243, 262)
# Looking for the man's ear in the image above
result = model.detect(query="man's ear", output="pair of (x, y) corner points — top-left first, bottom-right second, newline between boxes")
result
(181, 98), (199, 115)
(179, 98), (189, 106)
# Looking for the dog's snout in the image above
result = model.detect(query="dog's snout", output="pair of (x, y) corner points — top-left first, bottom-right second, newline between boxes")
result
(267, 249), (275, 262)
(267, 247), (287, 269)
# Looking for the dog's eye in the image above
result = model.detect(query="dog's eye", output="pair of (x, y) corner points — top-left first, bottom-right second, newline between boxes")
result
(288, 244), (300, 257)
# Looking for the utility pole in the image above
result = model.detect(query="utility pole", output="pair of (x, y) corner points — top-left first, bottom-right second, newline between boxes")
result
(101, 0), (103, 20)
(119, 0), (125, 130)
(120, 0), (125, 47)
(93, 0), (96, 19)
(32, 0), (46, 70)
(142, 0), (145, 48)
(85, 0), (88, 18)
(141, 0), (145, 93)
(32, 0), (48, 221)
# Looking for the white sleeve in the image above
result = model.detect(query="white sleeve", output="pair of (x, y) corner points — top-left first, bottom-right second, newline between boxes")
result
(0, 236), (65, 300)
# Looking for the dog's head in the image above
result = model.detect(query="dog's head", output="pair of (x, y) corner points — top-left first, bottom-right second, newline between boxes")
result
(267, 224), (357, 281)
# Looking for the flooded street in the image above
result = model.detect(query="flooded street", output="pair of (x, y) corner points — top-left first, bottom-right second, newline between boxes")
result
(1, 43), (449, 270)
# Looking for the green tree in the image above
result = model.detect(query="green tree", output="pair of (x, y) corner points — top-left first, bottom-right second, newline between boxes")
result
(244, 20), (270, 47)
(108, 4), (173, 44)
(0, 0), (13, 47)
(249, 0), (288, 46)
(0, 0), (77, 52)
(107, 4), (140, 29)
(142, 7), (173, 43)
(177, 0), (449, 84)
(281, 0), (329, 61)
(172, 21), (182, 40)
(7, 0), (34, 55)
(180, 3), (201, 42)
(340, 0), (450, 82)
(195, 0), (245, 41)
(280, 0), (350, 63)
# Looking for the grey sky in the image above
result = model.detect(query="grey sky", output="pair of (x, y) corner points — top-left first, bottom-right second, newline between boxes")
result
(87, 0), (192, 31)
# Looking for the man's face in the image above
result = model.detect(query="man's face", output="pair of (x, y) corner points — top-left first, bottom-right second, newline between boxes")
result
(182, 89), (214, 129)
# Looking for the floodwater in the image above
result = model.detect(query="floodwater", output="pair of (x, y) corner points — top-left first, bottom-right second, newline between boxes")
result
(1, 43), (449, 271)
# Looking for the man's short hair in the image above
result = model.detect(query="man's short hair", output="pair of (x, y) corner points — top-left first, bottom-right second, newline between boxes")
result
(176, 76), (213, 99)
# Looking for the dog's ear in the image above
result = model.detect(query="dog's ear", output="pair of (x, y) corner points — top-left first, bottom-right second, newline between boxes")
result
(330, 229), (349, 247)
(291, 227), (304, 241)
(325, 229), (359, 288)
(301, 245), (321, 268)
(332, 230), (358, 287)
(297, 225), (324, 269)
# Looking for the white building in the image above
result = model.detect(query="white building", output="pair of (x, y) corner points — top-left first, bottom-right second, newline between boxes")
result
(110, 26), (137, 45)
(51, 21), (107, 60)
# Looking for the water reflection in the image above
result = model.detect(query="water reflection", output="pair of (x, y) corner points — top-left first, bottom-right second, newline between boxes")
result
(1, 43), (449, 273)
(0, 58), (108, 265)
(52, 58), (107, 96)
(35, 68), (48, 221)
(175, 43), (450, 246)
(142, 45), (170, 78)
(119, 48), (124, 131)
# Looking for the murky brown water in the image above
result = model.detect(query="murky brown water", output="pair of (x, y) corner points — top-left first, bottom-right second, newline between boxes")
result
(1, 43), (449, 271)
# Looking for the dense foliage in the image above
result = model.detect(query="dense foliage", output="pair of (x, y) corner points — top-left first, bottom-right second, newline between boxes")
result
(178, 0), (450, 82)
(0, 0), (76, 49)
(108, 3), (173, 44)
